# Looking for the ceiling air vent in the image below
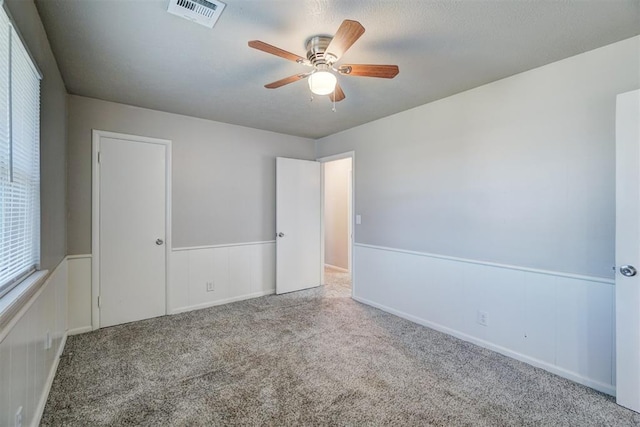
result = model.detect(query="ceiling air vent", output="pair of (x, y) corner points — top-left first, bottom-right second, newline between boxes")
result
(167, 0), (226, 28)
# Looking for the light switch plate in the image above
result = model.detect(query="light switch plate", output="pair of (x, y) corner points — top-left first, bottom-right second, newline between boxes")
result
(356, 214), (362, 225)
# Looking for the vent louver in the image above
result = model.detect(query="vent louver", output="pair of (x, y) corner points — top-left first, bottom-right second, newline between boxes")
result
(167, 0), (226, 28)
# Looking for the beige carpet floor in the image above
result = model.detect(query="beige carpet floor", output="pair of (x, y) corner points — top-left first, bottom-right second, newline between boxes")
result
(324, 265), (351, 289)
(41, 268), (640, 426)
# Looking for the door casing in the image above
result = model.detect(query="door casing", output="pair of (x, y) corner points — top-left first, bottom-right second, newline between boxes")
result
(91, 130), (172, 330)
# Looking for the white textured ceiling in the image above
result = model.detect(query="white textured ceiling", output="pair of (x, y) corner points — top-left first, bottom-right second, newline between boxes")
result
(35, 0), (639, 139)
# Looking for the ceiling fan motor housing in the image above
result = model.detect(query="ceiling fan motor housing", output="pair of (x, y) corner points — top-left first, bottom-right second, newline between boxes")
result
(305, 36), (337, 66)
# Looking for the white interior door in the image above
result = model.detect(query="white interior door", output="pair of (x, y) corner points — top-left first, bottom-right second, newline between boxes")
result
(616, 89), (640, 412)
(98, 136), (167, 327)
(276, 157), (321, 294)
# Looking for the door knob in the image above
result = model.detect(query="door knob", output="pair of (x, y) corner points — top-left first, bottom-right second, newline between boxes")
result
(620, 265), (637, 277)
(277, 232), (285, 238)
(156, 238), (164, 245)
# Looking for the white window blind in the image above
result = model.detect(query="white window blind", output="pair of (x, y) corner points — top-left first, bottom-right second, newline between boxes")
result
(0, 7), (41, 298)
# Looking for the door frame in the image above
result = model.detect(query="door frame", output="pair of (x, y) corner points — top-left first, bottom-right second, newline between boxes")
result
(91, 130), (172, 330)
(317, 151), (355, 297)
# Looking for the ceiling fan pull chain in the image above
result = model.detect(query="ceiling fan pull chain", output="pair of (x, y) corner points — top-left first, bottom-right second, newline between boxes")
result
(332, 94), (336, 112)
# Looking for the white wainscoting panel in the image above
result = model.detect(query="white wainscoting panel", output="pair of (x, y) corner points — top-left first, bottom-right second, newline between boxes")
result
(169, 250), (189, 310)
(0, 259), (68, 427)
(353, 243), (615, 395)
(171, 242), (275, 313)
(67, 255), (92, 334)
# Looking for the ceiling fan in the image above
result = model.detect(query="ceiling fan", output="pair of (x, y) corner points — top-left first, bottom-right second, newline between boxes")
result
(248, 19), (399, 102)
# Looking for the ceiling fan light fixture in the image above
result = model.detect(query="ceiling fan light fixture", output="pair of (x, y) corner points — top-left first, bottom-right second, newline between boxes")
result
(308, 71), (337, 96)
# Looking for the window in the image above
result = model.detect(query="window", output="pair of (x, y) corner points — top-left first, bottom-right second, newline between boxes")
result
(0, 8), (41, 299)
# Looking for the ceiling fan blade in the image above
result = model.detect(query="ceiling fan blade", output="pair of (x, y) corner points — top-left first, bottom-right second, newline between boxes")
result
(325, 20), (365, 61)
(338, 64), (399, 78)
(264, 72), (311, 89)
(248, 40), (306, 63)
(329, 83), (346, 102)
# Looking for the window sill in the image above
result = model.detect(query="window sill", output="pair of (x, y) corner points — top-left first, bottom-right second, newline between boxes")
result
(0, 270), (49, 341)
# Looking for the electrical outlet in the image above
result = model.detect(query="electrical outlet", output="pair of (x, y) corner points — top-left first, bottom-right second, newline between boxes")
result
(15, 406), (22, 427)
(206, 282), (214, 292)
(477, 310), (488, 327)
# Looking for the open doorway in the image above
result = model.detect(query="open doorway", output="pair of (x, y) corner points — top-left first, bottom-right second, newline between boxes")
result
(321, 154), (353, 294)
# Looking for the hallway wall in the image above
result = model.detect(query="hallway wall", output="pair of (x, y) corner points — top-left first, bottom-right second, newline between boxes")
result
(324, 158), (351, 270)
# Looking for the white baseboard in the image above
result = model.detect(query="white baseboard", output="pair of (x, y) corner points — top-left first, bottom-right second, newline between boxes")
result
(353, 295), (615, 396)
(170, 289), (275, 315)
(67, 326), (93, 336)
(33, 332), (67, 427)
(324, 263), (349, 273)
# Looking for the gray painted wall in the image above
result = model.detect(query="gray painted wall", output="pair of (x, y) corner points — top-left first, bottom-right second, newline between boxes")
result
(67, 95), (315, 254)
(316, 36), (640, 279)
(5, 0), (67, 271)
